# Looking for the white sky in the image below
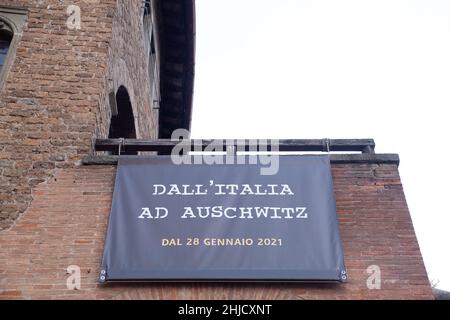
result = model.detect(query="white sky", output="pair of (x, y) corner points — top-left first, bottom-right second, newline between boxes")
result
(191, 0), (450, 291)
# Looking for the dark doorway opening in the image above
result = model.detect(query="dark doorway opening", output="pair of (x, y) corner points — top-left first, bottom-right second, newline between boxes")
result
(108, 86), (137, 155)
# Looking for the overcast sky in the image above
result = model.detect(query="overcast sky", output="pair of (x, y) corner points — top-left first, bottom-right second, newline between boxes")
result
(191, 0), (450, 291)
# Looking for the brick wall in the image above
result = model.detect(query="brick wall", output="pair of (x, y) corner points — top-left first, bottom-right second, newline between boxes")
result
(0, 1), (158, 229)
(0, 162), (433, 299)
(95, 0), (158, 139)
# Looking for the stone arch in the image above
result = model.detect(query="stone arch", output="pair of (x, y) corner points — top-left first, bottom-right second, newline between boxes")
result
(0, 13), (21, 34)
(0, 18), (13, 76)
(0, 9), (27, 90)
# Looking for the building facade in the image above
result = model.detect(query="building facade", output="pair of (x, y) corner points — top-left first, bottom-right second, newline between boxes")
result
(0, 0), (433, 299)
(0, 0), (194, 229)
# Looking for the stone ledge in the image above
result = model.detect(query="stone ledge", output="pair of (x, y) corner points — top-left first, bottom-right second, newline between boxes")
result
(82, 154), (400, 166)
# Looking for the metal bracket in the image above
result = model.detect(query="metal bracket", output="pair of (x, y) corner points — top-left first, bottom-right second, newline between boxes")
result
(323, 138), (331, 153)
(152, 99), (160, 110)
(118, 138), (124, 155)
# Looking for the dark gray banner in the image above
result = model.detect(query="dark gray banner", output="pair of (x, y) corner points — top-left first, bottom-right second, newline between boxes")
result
(100, 155), (346, 282)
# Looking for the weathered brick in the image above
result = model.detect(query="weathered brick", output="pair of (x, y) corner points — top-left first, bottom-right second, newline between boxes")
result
(0, 0), (157, 228)
(0, 164), (433, 299)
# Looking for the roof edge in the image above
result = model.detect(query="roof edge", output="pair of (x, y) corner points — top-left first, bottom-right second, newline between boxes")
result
(158, 0), (196, 138)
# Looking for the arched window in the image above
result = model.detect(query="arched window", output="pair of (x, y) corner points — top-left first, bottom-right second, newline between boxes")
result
(0, 20), (13, 74)
(108, 86), (137, 155)
(0, 8), (26, 89)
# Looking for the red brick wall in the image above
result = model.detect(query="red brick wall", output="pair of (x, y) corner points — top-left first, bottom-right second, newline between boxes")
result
(95, 1), (158, 140)
(0, 1), (158, 229)
(0, 163), (433, 299)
